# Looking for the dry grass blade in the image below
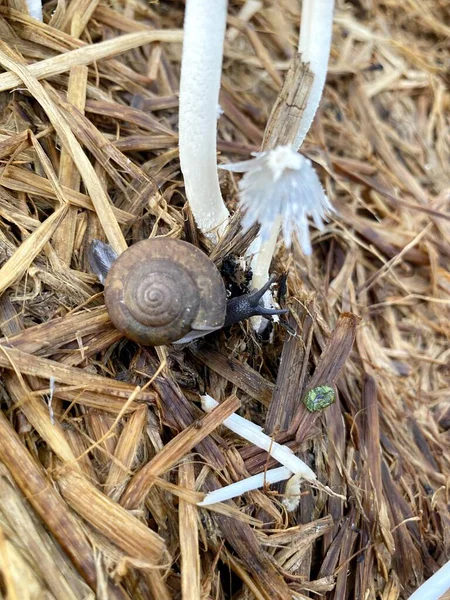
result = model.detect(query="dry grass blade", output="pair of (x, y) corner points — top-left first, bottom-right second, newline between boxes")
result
(0, 411), (113, 594)
(0, 43), (126, 253)
(262, 53), (314, 149)
(0, 29), (183, 93)
(2, 306), (110, 354)
(178, 458), (201, 600)
(351, 80), (429, 204)
(53, 64), (88, 264)
(0, 166), (133, 223)
(0, 130), (30, 160)
(56, 467), (168, 567)
(0, 345), (155, 401)
(121, 395), (241, 509)
(104, 405), (148, 500)
(85, 99), (175, 136)
(266, 299), (315, 433)
(190, 345), (274, 406)
(0, 204), (68, 295)
(50, 388), (138, 415)
(0, 1), (448, 598)
(0, 466), (93, 600)
(29, 133), (68, 207)
(58, 0), (100, 37)
(5, 373), (82, 470)
(289, 312), (359, 439)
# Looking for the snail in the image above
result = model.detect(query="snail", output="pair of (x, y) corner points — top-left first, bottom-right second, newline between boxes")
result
(88, 238), (287, 346)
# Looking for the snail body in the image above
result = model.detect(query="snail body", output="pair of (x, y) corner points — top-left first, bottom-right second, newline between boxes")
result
(89, 238), (287, 346)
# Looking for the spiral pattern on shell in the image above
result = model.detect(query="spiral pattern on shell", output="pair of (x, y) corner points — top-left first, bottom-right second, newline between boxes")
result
(104, 238), (227, 346)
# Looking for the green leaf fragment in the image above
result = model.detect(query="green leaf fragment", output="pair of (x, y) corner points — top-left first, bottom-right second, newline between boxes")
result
(303, 385), (335, 412)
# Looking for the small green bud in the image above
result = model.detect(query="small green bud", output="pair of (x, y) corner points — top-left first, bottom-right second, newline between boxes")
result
(303, 385), (335, 412)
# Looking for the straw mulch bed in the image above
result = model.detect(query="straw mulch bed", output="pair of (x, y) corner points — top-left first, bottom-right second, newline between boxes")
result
(0, 1), (448, 599)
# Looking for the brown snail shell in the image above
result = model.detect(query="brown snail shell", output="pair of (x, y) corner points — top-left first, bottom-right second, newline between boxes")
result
(104, 238), (226, 346)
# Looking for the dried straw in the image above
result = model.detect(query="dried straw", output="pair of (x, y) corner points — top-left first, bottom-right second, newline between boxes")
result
(0, 1), (448, 598)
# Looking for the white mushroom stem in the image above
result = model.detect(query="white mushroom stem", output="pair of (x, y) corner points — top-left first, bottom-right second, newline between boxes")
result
(198, 466), (293, 506)
(179, 0), (230, 241)
(247, 219), (281, 332)
(408, 560), (450, 600)
(201, 395), (317, 481)
(248, 218), (280, 293)
(294, 0), (334, 149)
(26, 0), (43, 20)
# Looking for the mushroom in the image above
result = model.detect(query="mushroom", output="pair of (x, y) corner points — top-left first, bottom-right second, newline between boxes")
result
(221, 0), (335, 321)
(294, 0), (335, 149)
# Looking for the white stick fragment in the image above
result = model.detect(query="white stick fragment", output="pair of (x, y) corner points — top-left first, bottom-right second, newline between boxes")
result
(47, 376), (56, 425)
(408, 560), (450, 600)
(294, 0), (335, 149)
(179, 0), (230, 241)
(198, 466), (293, 506)
(26, 0), (43, 21)
(226, 0), (262, 43)
(201, 395), (317, 481)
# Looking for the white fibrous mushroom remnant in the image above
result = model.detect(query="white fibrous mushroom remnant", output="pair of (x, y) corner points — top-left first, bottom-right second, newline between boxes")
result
(282, 472), (302, 512)
(179, 0), (230, 241)
(198, 467), (306, 509)
(221, 145), (333, 255)
(198, 395), (316, 506)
